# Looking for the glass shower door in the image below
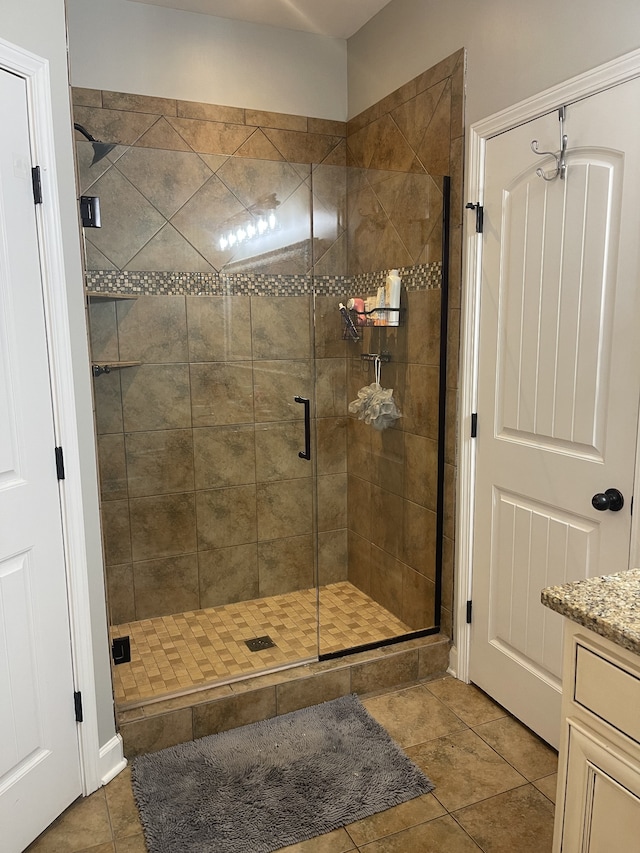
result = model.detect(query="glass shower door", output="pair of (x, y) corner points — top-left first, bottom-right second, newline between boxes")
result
(312, 163), (448, 659)
(81, 139), (321, 704)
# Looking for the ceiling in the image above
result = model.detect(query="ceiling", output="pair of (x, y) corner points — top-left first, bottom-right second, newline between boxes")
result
(127, 0), (394, 38)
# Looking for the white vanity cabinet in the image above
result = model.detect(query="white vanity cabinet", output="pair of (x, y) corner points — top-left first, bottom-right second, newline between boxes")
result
(553, 621), (640, 852)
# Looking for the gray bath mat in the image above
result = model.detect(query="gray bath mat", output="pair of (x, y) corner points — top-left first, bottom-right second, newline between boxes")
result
(131, 693), (434, 853)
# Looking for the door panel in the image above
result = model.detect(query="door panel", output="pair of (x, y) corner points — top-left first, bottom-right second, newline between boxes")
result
(497, 154), (621, 454)
(0, 68), (81, 852)
(471, 78), (640, 747)
(491, 489), (597, 682)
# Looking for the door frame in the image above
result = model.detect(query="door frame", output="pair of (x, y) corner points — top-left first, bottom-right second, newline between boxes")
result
(453, 46), (640, 683)
(0, 37), (123, 794)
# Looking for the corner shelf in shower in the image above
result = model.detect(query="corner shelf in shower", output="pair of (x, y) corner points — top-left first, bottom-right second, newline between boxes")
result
(92, 361), (141, 377)
(86, 290), (138, 301)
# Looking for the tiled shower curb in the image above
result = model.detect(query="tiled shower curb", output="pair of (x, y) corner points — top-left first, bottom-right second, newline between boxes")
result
(118, 633), (450, 758)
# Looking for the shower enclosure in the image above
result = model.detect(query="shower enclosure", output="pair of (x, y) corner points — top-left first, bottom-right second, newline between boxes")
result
(76, 100), (449, 710)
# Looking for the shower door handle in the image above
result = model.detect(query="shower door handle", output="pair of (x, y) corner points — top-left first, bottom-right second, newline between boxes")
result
(294, 396), (311, 460)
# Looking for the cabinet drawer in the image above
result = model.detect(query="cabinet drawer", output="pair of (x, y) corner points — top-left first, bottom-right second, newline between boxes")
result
(574, 644), (640, 744)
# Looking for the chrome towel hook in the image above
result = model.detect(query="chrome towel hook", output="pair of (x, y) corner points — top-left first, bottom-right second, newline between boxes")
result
(531, 106), (568, 181)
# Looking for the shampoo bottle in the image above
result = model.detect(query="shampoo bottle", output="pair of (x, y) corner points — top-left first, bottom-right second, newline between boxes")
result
(385, 269), (401, 327)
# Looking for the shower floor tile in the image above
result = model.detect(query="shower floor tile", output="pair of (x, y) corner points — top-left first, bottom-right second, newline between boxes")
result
(110, 581), (411, 707)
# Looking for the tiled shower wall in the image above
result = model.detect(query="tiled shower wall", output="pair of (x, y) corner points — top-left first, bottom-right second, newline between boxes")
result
(344, 49), (464, 637)
(75, 46), (463, 634)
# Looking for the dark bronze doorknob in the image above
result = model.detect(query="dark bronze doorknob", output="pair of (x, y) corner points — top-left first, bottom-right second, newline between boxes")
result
(591, 488), (624, 512)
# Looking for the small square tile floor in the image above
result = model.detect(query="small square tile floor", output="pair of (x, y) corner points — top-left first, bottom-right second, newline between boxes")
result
(111, 582), (412, 707)
(25, 677), (557, 853)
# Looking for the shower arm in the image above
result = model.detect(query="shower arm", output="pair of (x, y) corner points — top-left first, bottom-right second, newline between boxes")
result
(74, 122), (97, 142)
(73, 123), (117, 165)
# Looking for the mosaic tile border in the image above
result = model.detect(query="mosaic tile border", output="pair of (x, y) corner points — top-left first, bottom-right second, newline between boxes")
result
(86, 262), (442, 298)
(352, 262), (443, 294)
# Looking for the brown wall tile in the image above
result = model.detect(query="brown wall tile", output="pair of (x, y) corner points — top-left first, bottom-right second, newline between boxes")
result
(176, 100), (245, 124)
(120, 709), (193, 758)
(192, 688), (276, 738)
(102, 499), (132, 566)
(348, 530), (371, 594)
(196, 485), (257, 550)
(369, 545), (404, 621)
(402, 567), (436, 630)
(72, 86), (102, 108)
(276, 669), (351, 715)
(74, 105), (158, 147)
(199, 543), (259, 607)
(318, 529), (348, 586)
(93, 370), (124, 435)
(125, 429), (194, 497)
(245, 109), (307, 132)
(317, 473), (348, 532)
(121, 364), (192, 432)
(98, 433), (128, 502)
(256, 479), (313, 541)
(418, 636), (452, 680)
(166, 116), (254, 155)
(251, 296), (311, 360)
(193, 425), (256, 490)
(133, 553), (199, 619)
(253, 360), (312, 422)
(105, 563), (135, 625)
(257, 534), (314, 596)
(88, 299), (119, 363)
(316, 417), (348, 475)
(255, 422), (313, 482)
(101, 91), (177, 115)
(350, 649), (419, 695)
(129, 492), (196, 561)
(308, 117), (347, 138)
(190, 362), (254, 427)
(186, 296), (252, 362)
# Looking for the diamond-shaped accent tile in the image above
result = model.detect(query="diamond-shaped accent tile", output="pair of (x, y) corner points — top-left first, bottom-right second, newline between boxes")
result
(116, 147), (213, 219)
(125, 223), (214, 272)
(171, 174), (247, 270)
(86, 167), (165, 270)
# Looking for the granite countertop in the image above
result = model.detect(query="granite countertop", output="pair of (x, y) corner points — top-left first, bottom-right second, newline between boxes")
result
(541, 568), (640, 656)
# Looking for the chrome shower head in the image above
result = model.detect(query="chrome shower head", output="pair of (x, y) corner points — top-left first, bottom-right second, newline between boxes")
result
(73, 122), (117, 165)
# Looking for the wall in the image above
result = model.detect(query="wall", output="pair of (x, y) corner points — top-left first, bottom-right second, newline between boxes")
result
(77, 88), (350, 623)
(66, 0), (347, 121)
(345, 50), (464, 635)
(0, 0), (116, 750)
(348, 0), (640, 123)
(77, 77), (453, 638)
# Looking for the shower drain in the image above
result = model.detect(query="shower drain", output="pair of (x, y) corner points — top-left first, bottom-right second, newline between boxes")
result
(245, 635), (277, 652)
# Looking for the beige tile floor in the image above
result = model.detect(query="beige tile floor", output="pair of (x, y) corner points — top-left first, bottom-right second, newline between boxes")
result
(25, 677), (557, 853)
(112, 582), (412, 707)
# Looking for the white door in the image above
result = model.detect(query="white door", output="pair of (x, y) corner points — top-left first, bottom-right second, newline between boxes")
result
(470, 77), (640, 748)
(0, 69), (82, 851)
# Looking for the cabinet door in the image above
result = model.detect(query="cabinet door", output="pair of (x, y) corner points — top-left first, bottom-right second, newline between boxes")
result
(561, 721), (640, 851)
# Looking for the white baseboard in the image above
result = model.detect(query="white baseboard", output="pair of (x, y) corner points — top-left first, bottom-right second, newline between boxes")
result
(447, 644), (459, 679)
(98, 734), (127, 786)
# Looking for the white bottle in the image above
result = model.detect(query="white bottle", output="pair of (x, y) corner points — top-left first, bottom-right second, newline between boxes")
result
(385, 269), (401, 326)
(375, 285), (386, 326)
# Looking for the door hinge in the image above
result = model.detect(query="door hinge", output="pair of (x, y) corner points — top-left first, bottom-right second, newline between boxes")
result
(55, 446), (65, 480)
(32, 166), (42, 205)
(466, 600), (473, 624)
(465, 202), (483, 233)
(74, 691), (83, 723)
(471, 413), (478, 438)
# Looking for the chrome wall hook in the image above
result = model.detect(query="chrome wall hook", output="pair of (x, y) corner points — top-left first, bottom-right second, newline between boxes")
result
(531, 106), (568, 181)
